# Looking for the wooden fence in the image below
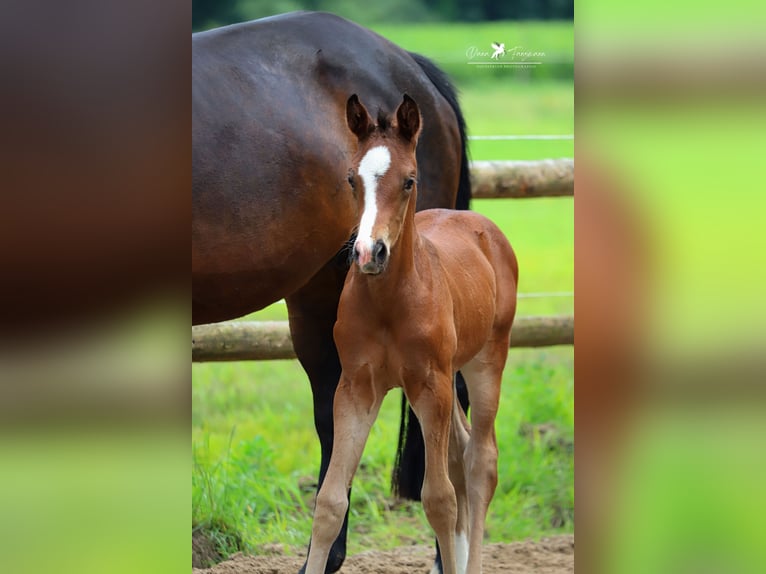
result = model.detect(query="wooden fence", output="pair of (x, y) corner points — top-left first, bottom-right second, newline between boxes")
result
(193, 315), (573, 362)
(471, 159), (573, 198)
(192, 159), (573, 362)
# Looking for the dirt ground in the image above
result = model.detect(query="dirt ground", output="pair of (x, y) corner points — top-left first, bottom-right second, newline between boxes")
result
(192, 534), (574, 574)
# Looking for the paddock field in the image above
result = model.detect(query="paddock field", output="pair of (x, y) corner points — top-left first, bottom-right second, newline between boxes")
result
(193, 20), (573, 566)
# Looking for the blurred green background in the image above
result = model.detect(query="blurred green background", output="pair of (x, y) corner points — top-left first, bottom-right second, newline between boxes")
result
(577, 1), (766, 573)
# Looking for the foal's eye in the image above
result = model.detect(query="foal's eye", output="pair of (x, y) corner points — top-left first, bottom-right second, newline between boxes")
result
(404, 177), (415, 192)
(347, 171), (356, 191)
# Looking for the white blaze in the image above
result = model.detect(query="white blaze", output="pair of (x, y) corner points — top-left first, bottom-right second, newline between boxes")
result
(356, 145), (391, 252)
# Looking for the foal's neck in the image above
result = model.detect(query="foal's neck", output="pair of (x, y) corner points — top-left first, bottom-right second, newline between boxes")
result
(390, 194), (420, 275)
(356, 192), (423, 300)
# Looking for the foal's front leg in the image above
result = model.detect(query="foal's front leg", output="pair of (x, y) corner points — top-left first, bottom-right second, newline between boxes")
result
(287, 257), (352, 574)
(407, 372), (459, 574)
(305, 371), (384, 574)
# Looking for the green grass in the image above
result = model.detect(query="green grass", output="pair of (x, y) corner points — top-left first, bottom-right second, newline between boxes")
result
(462, 82), (574, 160)
(193, 346), (572, 558)
(192, 20), (572, 564)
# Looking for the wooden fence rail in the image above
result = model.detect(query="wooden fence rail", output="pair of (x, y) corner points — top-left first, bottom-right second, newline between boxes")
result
(470, 158), (573, 199)
(192, 315), (573, 362)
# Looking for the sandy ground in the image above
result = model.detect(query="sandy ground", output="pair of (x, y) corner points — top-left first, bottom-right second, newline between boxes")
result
(192, 534), (574, 574)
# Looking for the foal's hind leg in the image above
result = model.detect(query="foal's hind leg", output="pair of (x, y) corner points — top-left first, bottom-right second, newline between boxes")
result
(459, 339), (509, 573)
(432, 372), (471, 574)
(447, 387), (471, 574)
(305, 371), (385, 574)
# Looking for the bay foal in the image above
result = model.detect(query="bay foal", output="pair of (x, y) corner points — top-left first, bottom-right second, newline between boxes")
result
(306, 94), (518, 574)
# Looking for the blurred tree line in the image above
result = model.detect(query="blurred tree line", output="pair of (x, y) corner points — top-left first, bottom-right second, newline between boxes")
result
(193, 0), (574, 31)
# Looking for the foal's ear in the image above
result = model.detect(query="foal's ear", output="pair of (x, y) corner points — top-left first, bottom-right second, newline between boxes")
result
(346, 94), (373, 139)
(396, 94), (421, 143)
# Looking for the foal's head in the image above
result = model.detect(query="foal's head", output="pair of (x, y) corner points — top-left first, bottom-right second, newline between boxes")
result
(346, 94), (422, 275)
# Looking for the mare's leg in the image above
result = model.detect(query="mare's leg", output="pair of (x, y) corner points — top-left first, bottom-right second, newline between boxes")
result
(305, 372), (385, 574)
(406, 372), (459, 574)
(286, 255), (350, 574)
(459, 339), (508, 573)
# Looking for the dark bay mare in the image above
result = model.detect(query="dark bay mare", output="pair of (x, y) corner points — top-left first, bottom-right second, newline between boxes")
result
(192, 11), (470, 573)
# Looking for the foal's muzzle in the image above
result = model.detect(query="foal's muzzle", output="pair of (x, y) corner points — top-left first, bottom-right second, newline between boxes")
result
(353, 239), (388, 274)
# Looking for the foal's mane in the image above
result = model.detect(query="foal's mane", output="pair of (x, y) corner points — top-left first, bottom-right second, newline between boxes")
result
(375, 109), (392, 132)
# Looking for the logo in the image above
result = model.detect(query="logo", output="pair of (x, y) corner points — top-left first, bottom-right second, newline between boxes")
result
(466, 42), (546, 68)
(491, 42), (506, 60)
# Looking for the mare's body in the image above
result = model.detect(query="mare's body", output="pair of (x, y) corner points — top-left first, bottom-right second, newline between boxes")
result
(192, 12), (470, 573)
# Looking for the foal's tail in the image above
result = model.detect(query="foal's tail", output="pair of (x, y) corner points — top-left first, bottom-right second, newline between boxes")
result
(392, 52), (472, 501)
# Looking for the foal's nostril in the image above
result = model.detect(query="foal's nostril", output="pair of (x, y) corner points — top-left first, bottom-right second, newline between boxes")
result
(372, 240), (387, 265)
